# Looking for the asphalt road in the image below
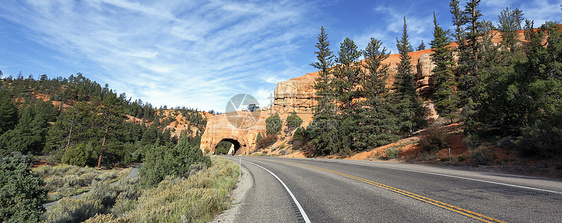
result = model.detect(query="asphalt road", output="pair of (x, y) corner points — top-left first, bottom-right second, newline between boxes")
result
(222, 156), (562, 223)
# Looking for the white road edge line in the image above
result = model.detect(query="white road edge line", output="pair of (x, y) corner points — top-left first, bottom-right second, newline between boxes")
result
(406, 169), (562, 195)
(249, 161), (311, 223)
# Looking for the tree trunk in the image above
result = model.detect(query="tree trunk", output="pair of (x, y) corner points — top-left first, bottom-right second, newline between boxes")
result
(65, 114), (75, 152)
(97, 127), (108, 169)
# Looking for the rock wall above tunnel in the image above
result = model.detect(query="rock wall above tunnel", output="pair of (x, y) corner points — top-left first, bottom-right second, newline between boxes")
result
(200, 111), (266, 155)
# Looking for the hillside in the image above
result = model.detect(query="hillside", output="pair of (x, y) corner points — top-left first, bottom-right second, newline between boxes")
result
(0, 73), (208, 168)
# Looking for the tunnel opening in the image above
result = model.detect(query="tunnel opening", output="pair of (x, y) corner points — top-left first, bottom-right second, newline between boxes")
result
(214, 138), (241, 155)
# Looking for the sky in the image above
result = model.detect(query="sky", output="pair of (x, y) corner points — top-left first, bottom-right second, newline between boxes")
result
(0, 0), (560, 112)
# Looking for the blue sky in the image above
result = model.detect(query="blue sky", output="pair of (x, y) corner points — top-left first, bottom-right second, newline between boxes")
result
(0, 0), (559, 112)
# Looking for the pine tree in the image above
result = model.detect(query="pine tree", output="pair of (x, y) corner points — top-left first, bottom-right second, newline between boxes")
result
(308, 27), (340, 155)
(417, 40), (426, 51)
(265, 113), (282, 135)
(333, 37), (362, 152)
(355, 38), (400, 149)
(96, 91), (126, 168)
(458, 0), (483, 104)
(449, 0), (466, 75)
(311, 26), (336, 118)
(334, 37), (363, 112)
(0, 90), (18, 136)
(0, 153), (47, 222)
(498, 7), (525, 53)
(393, 17), (425, 135)
(255, 132), (263, 143)
(45, 102), (98, 164)
(430, 12), (458, 123)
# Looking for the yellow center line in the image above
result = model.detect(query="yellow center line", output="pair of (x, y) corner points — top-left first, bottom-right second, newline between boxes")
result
(274, 160), (506, 223)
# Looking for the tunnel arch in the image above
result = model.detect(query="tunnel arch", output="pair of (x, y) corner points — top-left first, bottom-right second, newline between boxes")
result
(214, 138), (241, 155)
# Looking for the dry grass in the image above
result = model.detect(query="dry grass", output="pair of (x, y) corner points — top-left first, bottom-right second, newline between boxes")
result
(124, 156), (239, 223)
(33, 164), (129, 202)
(42, 156), (239, 223)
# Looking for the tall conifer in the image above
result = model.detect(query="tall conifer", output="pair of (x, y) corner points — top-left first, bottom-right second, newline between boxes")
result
(355, 38), (399, 148)
(308, 27), (339, 155)
(333, 37), (362, 152)
(393, 17), (425, 134)
(430, 12), (458, 123)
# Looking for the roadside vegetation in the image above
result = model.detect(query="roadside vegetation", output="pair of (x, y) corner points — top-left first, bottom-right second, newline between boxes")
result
(33, 164), (129, 202)
(42, 156), (238, 223)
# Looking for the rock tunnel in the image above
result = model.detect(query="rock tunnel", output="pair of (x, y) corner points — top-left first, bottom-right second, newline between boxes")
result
(200, 111), (266, 156)
(214, 138), (241, 155)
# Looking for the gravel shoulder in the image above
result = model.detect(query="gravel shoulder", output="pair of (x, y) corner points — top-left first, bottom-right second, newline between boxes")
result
(211, 157), (253, 223)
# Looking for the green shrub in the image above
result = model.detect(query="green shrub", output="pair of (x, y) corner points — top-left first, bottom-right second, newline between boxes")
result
(43, 193), (105, 223)
(385, 147), (402, 159)
(286, 112), (303, 130)
(418, 125), (449, 152)
(293, 127), (305, 141)
(255, 132), (263, 143)
(0, 153), (47, 223)
(82, 214), (122, 223)
(126, 156), (238, 223)
(43, 175), (139, 223)
(139, 135), (211, 188)
(470, 146), (491, 166)
(463, 133), (481, 150)
(518, 125), (562, 158)
(266, 113), (282, 135)
(33, 164), (122, 201)
(62, 143), (98, 167)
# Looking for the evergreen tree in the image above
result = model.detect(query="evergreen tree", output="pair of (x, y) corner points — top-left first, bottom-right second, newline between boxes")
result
(417, 40), (426, 51)
(0, 102), (56, 155)
(333, 37), (362, 152)
(449, 0), (466, 75)
(458, 0), (483, 105)
(0, 153), (47, 222)
(355, 38), (400, 149)
(308, 27), (340, 155)
(95, 91), (126, 168)
(472, 20), (562, 157)
(310, 26), (336, 117)
(430, 12), (458, 123)
(286, 112), (303, 130)
(139, 133), (210, 188)
(0, 90), (18, 136)
(141, 124), (158, 146)
(334, 38), (363, 111)
(498, 7), (525, 53)
(265, 113), (282, 135)
(393, 17), (425, 135)
(44, 102), (98, 164)
(255, 132), (263, 143)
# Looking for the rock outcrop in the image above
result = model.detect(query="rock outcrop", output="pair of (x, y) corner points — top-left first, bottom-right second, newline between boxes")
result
(200, 111), (266, 155)
(201, 50), (441, 153)
(200, 30), (537, 153)
(271, 48), (439, 121)
(273, 72), (318, 114)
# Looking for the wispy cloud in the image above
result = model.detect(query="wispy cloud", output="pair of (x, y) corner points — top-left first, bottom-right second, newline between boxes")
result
(1, 0), (558, 112)
(0, 0), (316, 111)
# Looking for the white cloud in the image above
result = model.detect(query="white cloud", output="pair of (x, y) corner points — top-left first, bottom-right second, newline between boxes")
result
(4, 0), (556, 113)
(0, 0), (315, 111)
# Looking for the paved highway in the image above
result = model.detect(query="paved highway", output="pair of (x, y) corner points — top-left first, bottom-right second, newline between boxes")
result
(220, 156), (562, 223)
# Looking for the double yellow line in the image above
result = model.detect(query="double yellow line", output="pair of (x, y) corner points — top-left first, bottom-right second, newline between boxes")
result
(276, 160), (506, 223)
